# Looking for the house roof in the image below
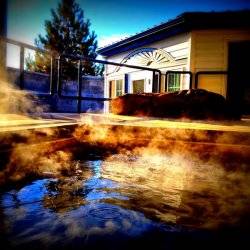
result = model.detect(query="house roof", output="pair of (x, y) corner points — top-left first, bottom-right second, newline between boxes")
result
(97, 10), (250, 57)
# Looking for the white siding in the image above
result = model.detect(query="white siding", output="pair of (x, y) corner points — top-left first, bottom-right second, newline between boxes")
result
(103, 32), (192, 100)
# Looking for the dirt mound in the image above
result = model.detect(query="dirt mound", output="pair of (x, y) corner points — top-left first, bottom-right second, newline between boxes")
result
(111, 89), (240, 120)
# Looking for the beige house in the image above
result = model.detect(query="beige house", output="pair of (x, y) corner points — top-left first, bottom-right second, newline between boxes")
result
(98, 10), (250, 114)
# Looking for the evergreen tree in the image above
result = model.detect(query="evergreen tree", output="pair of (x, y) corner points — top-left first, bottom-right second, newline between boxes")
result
(29, 0), (103, 77)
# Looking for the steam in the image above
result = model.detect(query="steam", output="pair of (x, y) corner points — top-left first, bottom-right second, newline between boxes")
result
(73, 117), (250, 229)
(0, 76), (73, 186)
(0, 65), (75, 185)
(0, 80), (44, 115)
(0, 136), (77, 186)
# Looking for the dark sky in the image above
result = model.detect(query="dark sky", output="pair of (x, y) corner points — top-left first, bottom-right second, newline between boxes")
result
(7, 0), (250, 47)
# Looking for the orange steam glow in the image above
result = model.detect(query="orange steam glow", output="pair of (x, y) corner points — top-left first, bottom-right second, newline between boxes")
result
(71, 114), (250, 229)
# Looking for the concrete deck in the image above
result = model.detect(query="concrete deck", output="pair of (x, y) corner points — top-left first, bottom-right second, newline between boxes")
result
(79, 113), (250, 133)
(0, 113), (250, 166)
(1, 113), (250, 134)
(0, 114), (77, 132)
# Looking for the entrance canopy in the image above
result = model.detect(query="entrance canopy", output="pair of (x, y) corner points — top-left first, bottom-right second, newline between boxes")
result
(120, 48), (175, 68)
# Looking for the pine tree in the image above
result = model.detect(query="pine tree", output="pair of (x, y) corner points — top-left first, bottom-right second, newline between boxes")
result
(29, 0), (103, 77)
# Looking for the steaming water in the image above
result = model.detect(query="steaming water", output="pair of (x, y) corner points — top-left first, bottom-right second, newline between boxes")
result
(1, 150), (250, 249)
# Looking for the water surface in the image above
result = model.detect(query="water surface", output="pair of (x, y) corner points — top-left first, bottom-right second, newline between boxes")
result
(1, 150), (250, 249)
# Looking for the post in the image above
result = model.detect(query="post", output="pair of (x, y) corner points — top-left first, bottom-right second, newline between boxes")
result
(19, 46), (25, 89)
(77, 60), (82, 113)
(152, 71), (156, 92)
(158, 72), (162, 93)
(152, 71), (159, 93)
(189, 73), (193, 89)
(57, 56), (62, 95)
(49, 56), (54, 95)
(124, 74), (129, 94)
(194, 72), (199, 89)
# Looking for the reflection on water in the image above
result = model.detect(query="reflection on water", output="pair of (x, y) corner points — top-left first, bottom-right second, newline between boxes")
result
(1, 149), (250, 249)
(101, 152), (250, 229)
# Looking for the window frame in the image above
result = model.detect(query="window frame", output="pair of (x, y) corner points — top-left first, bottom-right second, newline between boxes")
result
(167, 73), (181, 92)
(132, 79), (145, 94)
(109, 78), (124, 98)
(115, 79), (124, 97)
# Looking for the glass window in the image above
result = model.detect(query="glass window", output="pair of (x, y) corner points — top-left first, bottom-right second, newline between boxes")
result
(133, 80), (144, 94)
(116, 79), (123, 97)
(168, 73), (180, 92)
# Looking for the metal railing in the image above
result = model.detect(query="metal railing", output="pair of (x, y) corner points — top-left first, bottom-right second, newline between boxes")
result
(164, 71), (193, 91)
(1, 36), (230, 113)
(194, 71), (228, 89)
(58, 54), (162, 112)
(0, 37), (53, 94)
(1, 37), (162, 113)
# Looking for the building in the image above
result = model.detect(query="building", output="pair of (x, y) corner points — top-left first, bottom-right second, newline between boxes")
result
(98, 10), (250, 114)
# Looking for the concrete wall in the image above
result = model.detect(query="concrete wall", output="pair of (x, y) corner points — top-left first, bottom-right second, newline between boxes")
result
(59, 75), (104, 112)
(6, 67), (50, 93)
(6, 67), (105, 113)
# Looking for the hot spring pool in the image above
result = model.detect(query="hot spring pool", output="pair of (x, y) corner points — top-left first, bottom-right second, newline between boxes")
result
(1, 144), (250, 250)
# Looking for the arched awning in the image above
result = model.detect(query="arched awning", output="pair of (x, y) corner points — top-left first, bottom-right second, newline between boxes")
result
(121, 47), (175, 67)
(110, 48), (176, 74)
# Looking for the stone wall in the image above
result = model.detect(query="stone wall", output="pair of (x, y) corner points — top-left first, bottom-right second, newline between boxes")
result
(6, 67), (105, 113)
(24, 71), (51, 93)
(58, 75), (104, 112)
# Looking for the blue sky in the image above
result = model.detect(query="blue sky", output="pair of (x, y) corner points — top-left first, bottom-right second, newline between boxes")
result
(8, 0), (250, 48)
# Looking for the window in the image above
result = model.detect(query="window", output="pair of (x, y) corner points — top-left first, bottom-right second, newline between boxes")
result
(167, 73), (181, 92)
(133, 80), (144, 94)
(116, 79), (123, 97)
(109, 79), (123, 98)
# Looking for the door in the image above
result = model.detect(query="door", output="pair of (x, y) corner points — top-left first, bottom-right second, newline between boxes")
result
(227, 41), (250, 115)
(109, 80), (115, 98)
(132, 80), (144, 94)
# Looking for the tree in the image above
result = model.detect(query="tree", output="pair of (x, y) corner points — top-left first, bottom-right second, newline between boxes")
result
(28, 0), (103, 77)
